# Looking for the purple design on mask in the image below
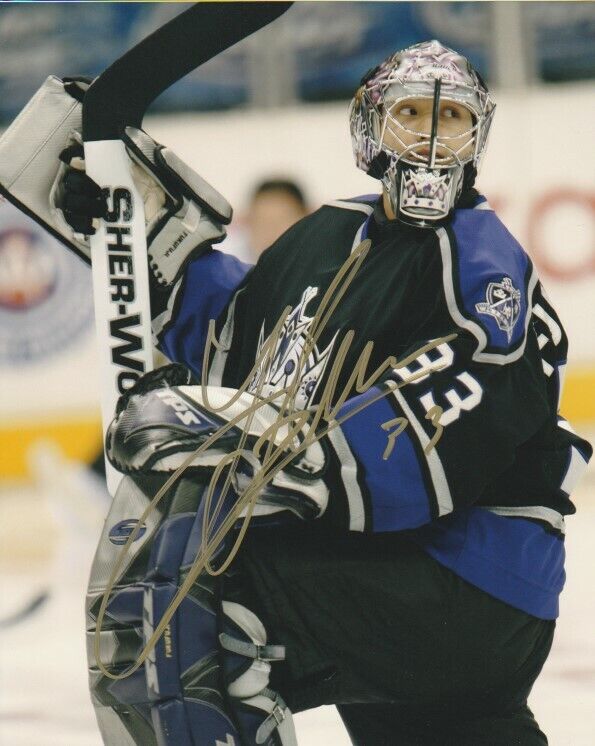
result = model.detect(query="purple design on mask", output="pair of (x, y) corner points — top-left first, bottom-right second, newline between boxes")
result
(364, 41), (472, 97)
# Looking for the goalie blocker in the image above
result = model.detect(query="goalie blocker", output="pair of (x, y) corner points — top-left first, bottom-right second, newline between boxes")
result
(0, 76), (232, 287)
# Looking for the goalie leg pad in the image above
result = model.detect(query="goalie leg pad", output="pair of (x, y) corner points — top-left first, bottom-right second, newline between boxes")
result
(86, 473), (297, 746)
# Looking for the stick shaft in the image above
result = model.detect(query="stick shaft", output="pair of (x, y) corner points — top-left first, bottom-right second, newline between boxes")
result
(83, 2), (292, 140)
(85, 141), (153, 496)
(82, 2), (293, 495)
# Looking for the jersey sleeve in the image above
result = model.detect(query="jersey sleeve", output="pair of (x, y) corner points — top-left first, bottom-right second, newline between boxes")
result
(151, 248), (252, 377)
(324, 209), (592, 533)
(328, 325), (548, 532)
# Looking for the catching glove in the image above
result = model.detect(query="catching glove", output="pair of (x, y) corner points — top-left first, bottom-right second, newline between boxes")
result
(106, 364), (329, 522)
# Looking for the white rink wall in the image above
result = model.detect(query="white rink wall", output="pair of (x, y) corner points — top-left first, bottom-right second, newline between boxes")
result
(0, 83), (593, 478)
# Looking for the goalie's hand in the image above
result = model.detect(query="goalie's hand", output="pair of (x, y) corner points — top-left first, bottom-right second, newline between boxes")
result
(57, 142), (169, 238)
(58, 143), (106, 236)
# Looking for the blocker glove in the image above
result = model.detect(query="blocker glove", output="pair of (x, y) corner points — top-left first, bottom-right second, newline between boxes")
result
(0, 76), (233, 284)
(57, 125), (233, 287)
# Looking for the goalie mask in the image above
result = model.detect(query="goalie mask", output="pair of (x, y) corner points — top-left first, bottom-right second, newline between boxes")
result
(349, 40), (495, 227)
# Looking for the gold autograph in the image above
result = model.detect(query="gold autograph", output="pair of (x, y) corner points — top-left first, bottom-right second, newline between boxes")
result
(94, 239), (456, 680)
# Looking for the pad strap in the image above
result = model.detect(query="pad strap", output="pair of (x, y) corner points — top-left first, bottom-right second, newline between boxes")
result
(219, 633), (286, 662)
(255, 690), (293, 745)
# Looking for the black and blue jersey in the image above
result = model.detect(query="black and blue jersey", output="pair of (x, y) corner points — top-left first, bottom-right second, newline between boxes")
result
(154, 191), (591, 620)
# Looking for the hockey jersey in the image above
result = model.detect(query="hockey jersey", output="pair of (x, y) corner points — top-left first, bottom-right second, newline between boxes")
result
(154, 192), (592, 620)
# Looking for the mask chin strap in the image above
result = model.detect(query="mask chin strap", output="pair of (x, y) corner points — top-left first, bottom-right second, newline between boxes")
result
(428, 76), (442, 169)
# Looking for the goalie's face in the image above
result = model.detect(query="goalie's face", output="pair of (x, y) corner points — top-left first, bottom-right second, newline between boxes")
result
(381, 96), (475, 165)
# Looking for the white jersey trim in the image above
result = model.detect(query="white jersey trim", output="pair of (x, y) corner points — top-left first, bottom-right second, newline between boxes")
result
(560, 446), (589, 496)
(207, 285), (246, 386)
(557, 416), (575, 434)
(435, 227), (539, 366)
(350, 221), (367, 255)
(325, 199), (375, 216)
(327, 426), (366, 532)
(482, 505), (566, 535)
(152, 276), (184, 345)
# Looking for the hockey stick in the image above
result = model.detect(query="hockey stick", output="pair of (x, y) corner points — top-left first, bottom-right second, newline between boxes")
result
(0, 590), (50, 629)
(83, 2), (292, 495)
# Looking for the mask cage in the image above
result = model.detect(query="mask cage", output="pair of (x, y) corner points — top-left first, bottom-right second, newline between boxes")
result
(349, 62), (496, 179)
(380, 95), (478, 170)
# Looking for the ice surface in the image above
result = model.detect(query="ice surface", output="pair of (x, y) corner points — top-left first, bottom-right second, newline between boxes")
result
(1, 467), (593, 745)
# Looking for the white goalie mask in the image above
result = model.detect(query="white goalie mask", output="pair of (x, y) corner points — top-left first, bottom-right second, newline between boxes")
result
(349, 40), (495, 227)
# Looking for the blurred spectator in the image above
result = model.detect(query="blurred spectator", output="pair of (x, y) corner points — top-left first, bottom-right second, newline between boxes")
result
(217, 178), (310, 263)
(246, 178), (309, 258)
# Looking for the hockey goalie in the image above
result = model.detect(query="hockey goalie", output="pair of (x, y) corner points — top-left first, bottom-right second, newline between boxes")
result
(0, 31), (591, 746)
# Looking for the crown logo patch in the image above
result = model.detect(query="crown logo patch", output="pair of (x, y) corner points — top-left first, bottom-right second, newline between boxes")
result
(475, 276), (521, 342)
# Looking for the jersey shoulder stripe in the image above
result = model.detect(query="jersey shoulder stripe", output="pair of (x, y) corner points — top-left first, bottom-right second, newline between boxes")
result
(436, 206), (538, 365)
(324, 194), (378, 215)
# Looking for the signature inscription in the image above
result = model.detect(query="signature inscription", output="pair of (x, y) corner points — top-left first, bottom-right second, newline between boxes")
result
(95, 238), (456, 680)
